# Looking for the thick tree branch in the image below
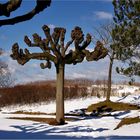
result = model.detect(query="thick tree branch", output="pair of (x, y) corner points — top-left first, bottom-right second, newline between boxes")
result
(10, 43), (57, 66)
(60, 28), (66, 56)
(11, 25), (108, 69)
(64, 27), (103, 65)
(24, 35), (51, 53)
(64, 40), (74, 54)
(65, 40), (108, 64)
(0, 0), (22, 17)
(42, 25), (60, 57)
(80, 33), (92, 50)
(0, 0), (51, 27)
(83, 41), (108, 61)
(71, 26), (84, 51)
(51, 27), (66, 56)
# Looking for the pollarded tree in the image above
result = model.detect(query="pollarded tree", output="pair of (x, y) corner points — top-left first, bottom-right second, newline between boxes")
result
(112, 0), (140, 81)
(0, 0), (51, 27)
(10, 25), (108, 124)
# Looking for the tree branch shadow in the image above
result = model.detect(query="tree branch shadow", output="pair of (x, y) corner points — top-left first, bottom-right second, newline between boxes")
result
(0, 121), (110, 139)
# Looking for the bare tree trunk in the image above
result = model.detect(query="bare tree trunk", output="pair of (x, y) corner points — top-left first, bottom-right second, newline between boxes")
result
(56, 64), (65, 124)
(106, 58), (113, 101)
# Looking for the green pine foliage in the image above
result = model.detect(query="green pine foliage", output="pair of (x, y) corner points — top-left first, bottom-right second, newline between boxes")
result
(112, 0), (140, 78)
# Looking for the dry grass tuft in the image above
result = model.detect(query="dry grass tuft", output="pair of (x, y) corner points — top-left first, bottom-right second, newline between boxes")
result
(12, 111), (48, 115)
(8, 116), (79, 125)
(9, 117), (60, 125)
(87, 100), (140, 113)
(114, 117), (140, 130)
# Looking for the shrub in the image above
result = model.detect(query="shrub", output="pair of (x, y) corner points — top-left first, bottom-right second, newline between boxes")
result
(0, 83), (88, 107)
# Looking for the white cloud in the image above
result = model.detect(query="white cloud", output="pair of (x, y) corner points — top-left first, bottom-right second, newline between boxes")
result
(2, 49), (140, 85)
(70, 73), (87, 79)
(0, 49), (56, 84)
(81, 11), (113, 22)
(48, 24), (55, 29)
(0, 51), (9, 57)
(94, 11), (113, 20)
(31, 63), (39, 68)
(7, 59), (51, 83)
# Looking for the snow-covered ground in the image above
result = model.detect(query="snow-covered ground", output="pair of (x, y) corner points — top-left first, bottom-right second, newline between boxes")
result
(0, 95), (140, 139)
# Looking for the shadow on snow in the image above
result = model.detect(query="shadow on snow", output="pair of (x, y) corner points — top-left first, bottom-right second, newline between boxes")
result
(0, 122), (108, 139)
(0, 122), (140, 139)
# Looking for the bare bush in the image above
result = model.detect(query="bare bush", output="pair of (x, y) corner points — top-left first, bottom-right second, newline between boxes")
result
(0, 82), (88, 107)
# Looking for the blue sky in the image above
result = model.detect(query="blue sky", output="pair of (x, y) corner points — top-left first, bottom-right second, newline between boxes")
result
(0, 0), (139, 84)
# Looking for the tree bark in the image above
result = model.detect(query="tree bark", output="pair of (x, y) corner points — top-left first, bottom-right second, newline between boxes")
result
(56, 64), (65, 124)
(106, 58), (113, 101)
